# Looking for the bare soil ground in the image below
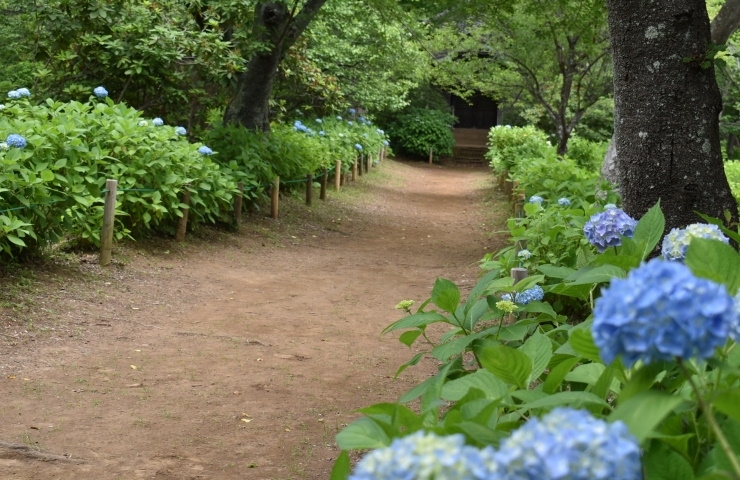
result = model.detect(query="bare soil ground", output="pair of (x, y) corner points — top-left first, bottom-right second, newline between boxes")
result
(0, 159), (507, 480)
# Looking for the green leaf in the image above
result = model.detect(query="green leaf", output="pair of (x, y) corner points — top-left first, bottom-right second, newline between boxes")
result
(564, 265), (626, 286)
(441, 369), (510, 402)
(568, 326), (603, 363)
(330, 451), (351, 480)
(537, 264), (576, 279)
(6, 235), (26, 247)
(474, 340), (532, 389)
(713, 389), (740, 422)
(335, 417), (390, 450)
(543, 356), (581, 394)
(517, 391), (609, 411)
(643, 441), (695, 480)
(685, 238), (740, 294)
(619, 362), (667, 403)
(382, 312), (448, 334)
(565, 363), (606, 385)
(516, 300), (557, 319)
(40, 170), (55, 182)
(610, 390), (684, 442)
(399, 330), (422, 347)
(394, 351), (426, 378)
(632, 200), (665, 260)
(520, 333), (552, 383)
(431, 278), (460, 313)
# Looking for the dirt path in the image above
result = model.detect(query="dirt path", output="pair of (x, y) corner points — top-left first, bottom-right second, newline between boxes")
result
(0, 160), (506, 480)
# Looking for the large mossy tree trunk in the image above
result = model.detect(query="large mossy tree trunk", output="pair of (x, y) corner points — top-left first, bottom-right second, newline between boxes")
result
(223, 0), (327, 132)
(606, 0), (738, 232)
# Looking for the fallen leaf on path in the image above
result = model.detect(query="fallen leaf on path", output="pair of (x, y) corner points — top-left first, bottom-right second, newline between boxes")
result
(241, 418), (252, 423)
(130, 365), (137, 370)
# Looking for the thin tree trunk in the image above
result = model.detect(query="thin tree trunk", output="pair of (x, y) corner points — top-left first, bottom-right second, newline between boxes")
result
(606, 0), (738, 233)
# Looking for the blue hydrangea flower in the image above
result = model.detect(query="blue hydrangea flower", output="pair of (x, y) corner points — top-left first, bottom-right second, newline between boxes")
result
(198, 146), (213, 155)
(349, 108), (357, 115)
(517, 249), (532, 260)
(93, 86), (108, 98)
(593, 259), (734, 366)
(731, 291), (740, 343)
(529, 196), (543, 204)
(16, 88), (30, 97)
(355, 143), (363, 151)
(349, 431), (501, 480)
(661, 223), (730, 261)
(152, 117), (164, 126)
(348, 121), (354, 126)
(6, 134), (27, 149)
(558, 198), (571, 207)
(175, 126), (187, 136)
(315, 118), (322, 124)
(583, 207), (637, 252)
(336, 116), (343, 121)
(494, 408), (641, 480)
(363, 133), (368, 138)
(138, 120), (148, 127)
(7, 90), (20, 99)
(383, 140), (390, 146)
(377, 129), (385, 134)
(338, 133), (345, 138)
(0, 142), (8, 150)
(516, 285), (544, 305)
(604, 204), (617, 210)
(319, 131), (326, 136)
(0, 104), (5, 111)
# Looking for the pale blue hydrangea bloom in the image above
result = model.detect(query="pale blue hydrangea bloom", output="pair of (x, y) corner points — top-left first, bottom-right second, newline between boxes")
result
(377, 129), (385, 134)
(731, 291), (740, 343)
(138, 120), (148, 127)
(319, 131), (326, 136)
(604, 204), (617, 210)
(198, 146), (213, 155)
(349, 108), (357, 115)
(661, 223), (729, 261)
(349, 431), (501, 480)
(501, 285), (544, 305)
(7, 90), (20, 99)
(355, 144), (363, 151)
(337, 116), (343, 120)
(558, 198), (571, 207)
(529, 195), (543, 204)
(348, 121), (354, 126)
(383, 140), (389, 146)
(6, 134), (27, 148)
(175, 126), (187, 136)
(494, 408), (641, 480)
(93, 86), (108, 98)
(363, 133), (368, 138)
(16, 88), (30, 97)
(0, 104), (5, 110)
(593, 259), (734, 366)
(517, 249), (532, 259)
(315, 118), (322, 123)
(583, 208), (637, 252)
(338, 133), (345, 138)
(0, 142), (8, 150)
(152, 117), (164, 126)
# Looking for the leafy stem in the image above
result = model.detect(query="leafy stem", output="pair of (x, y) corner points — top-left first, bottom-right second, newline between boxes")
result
(678, 359), (740, 478)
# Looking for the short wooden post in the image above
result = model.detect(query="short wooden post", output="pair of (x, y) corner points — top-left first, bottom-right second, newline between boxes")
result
(175, 189), (191, 242)
(514, 192), (525, 218)
(306, 173), (313, 206)
(378, 147), (382, 163)
(320, 168), (328, 200)
(271, 177), (280, 219)
(334, 161), (341, 191)
(511, 268), (528, 285)
(341, 171), (347, 186)
(99, 178), (117, 266)
(366, 154), (371, 171)
(358, 154), (364, 176)
(428, 147), (433, 165)
(234, 182), (244, 226)
(352, 158), (358, 181)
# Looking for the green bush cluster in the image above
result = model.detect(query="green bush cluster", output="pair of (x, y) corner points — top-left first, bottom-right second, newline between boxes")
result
(0, 95), (389, 258)
(724, 160), (740, 204)
(387, 107), (456, 159)
(486, 125), (553, 174)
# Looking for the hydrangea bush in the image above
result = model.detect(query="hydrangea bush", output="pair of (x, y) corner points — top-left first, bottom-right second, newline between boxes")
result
(333, 201), (740, 480)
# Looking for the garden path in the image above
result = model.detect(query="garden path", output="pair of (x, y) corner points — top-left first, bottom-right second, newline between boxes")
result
(0, 159), (505, 479)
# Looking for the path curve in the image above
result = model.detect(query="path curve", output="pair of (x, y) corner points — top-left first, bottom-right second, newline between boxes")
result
(0, 160), (504, 479)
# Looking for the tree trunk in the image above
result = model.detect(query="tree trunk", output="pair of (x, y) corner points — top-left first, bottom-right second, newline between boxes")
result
(606, 0), (738, 232)
(711, 0), (740, 44)
(223, 0), (328, 131)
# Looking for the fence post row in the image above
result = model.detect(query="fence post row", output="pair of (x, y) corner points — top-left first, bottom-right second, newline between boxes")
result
(99, 178), (118, 266)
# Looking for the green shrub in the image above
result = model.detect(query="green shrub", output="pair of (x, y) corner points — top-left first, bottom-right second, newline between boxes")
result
(725, 160), (740, 204)
(564, 136), (607, 171)
(486, 125), (554, 174)
(387, 107), (455, 158)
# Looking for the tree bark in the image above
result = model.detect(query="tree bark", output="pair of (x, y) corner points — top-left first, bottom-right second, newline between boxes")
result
(223, 0), (328, 131)
(711, 0), (740, 44)
(606, 0), (738, 233)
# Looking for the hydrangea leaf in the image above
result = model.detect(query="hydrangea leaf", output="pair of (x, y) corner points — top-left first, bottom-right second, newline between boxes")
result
(712, 389), (740, 422)
(474, 340), (532, 389)
(431, 278), (460, 314)
(609, 390), (685, 442)
(329, 451), (350, 480)
(643, 441), (695, 480)
(542, 356), (581, 394)
(569, 326), (603, 362)
(564, 264), (626, 285)
(441, 369), (509, 401)
(520, 333), (552, 383)
(631, 200), (665, 259)
(335, 416), (391, 450)
(515, 390), (609, 411)
(381, 312), (448, 334)
(685, 237), (740, 294)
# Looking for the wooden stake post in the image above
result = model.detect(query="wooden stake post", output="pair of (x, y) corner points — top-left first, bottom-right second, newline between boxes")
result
(175, 189), (191, 242)
(320, 169), (327, 200)
(334, 161), (341, 191)
(99, 179), (117, 266)
(271, 177), (280, 219)
(352, 159), (357, 181)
